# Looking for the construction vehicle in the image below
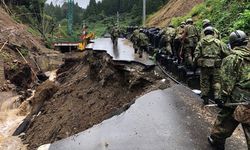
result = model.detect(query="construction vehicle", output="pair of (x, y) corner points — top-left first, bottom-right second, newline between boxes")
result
(78, 32), (95, 51)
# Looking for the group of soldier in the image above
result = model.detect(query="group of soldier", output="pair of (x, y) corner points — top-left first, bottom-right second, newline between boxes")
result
(109, 18), (249, 149)
(192, 20), (249, 149)
(130, 28), (149, 58)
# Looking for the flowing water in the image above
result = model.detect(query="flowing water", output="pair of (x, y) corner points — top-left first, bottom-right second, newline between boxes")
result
(0, 92), (29, 150)
(0, 70), (57, 149)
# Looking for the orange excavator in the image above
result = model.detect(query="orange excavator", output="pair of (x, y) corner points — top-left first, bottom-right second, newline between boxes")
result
(78, 26), (95, 51)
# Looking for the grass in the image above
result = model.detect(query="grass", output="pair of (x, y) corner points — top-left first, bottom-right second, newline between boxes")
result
(170, 0), (250, 41)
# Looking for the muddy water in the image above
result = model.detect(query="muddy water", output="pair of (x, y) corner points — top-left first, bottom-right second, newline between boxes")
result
(0, 70), (57, 149)
(0, 93), (28, 150)
(45, 70), (57, 82)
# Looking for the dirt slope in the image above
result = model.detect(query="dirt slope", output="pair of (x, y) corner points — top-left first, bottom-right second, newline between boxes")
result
(22, 51), (169, 149)
(146, 0), (203, 28)
(0, 7), (62, 89)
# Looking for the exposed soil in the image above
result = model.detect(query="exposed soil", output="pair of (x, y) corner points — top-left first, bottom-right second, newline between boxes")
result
(146, 0), (203, 27)
(0, 7), (63, 89)
(23, 51), (170, 149)
(4, 63), (34, 89)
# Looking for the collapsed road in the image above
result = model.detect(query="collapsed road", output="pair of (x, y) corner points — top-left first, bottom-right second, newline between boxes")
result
(26, 38), (246, 150)
(40, 86), (246, 150)
(91, 38), (154, 66)
(21, 38), (167, 149)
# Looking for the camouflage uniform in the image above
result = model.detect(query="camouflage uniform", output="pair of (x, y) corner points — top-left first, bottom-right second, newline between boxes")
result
(130, 29), (140, 54)
(137, 32), (149, 58)
(201, 27), (221, 40)
(162, 26), (176, 56)
(183, 24), (199, 66)
(174, 24), (185, 62)
(110, 26), (120, 46)
(210, 46), (250, 149)
(194, 35), (230, 102)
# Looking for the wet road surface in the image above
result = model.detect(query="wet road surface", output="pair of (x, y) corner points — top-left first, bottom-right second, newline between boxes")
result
(43, 85), (246, 150)
(92, 38), (154, 66)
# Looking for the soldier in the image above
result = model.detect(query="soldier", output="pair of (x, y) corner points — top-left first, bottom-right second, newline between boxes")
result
(193, 27), (230, 105)
(162, 24), (176, 56)
(137, 29), (149, 58)
(130, 29), (140, 54)
(201, 19), (221, 39)
(110, 24), (120, 48)
(208, 30), (250, 150)
(174, 21), (186, 63)
(182, 18), (200, 67)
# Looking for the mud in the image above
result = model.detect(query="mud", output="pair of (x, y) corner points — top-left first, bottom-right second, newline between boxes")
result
(23, 51), (168, 149)
(0, 91), (31, 150)
(13, 81), (58, 136)
(147, 0), (203, 27)
(4, 62), (34, 89)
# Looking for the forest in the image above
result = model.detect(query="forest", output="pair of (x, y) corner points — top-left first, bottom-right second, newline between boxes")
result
(44, 0), (169, 38)
(0, 0), (168, 42)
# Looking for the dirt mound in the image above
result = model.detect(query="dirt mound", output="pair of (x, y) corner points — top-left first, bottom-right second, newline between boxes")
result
(23, 51), (169, 149)
(146, 0), (203, 27)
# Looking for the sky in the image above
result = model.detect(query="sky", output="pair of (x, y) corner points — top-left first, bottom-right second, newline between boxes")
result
(46, 0), (101, 8)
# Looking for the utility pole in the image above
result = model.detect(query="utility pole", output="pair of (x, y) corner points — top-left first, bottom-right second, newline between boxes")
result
(67, 0), (74, 36)
(143, 0), (146, 27)
(117, 11), (119, 25)
(117, 0), (120, 26)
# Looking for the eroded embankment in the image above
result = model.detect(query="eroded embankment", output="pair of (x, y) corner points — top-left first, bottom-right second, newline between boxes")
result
(22, 51), (170, 149)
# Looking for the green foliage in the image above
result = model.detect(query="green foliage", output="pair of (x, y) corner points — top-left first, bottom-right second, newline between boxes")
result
(170, 0), (250, 40)
(27, 27), (40, 36)
(233, 9), (250, 33)
(20, 48), (29, 57)
(42, 0), (169, 41)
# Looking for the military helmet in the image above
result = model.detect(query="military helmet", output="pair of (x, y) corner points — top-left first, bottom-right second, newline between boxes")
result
(204, 26), (214, 35)
(229, 30), (248, 46)
(168, 24), (174, 28)
(186, 18), (193, 23)
(202, 19), (211, 28)
(181, 21), (186, 25)
(203, 19), (211, 25)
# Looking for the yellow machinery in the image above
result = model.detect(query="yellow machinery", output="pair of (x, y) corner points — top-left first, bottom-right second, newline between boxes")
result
(78, 32), (95, 51)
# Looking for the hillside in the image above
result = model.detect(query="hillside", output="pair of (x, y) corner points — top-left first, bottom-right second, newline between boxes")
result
(147, 0), (249, 39)
(0, 7), (61, 89)
(146, 0), (203, 27)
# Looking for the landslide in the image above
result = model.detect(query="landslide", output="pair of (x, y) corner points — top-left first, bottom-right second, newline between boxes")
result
(146, 0), (203, 27)
(0, 7), (62, 90)
(23, 51), (169, 149)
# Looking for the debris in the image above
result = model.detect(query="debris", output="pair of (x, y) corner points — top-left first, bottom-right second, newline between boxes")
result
(13, 81), (58, 136)
(4, 63), (34, 89)
(22, 51), (167, 149)
(0, 40), (8, 52)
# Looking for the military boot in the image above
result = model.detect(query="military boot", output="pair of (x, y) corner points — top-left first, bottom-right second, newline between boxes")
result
(208, 136), (225, 150)
(201, 96), (209, 105)
(139, 50), (143, 58)
(135, 48), (138, 54)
